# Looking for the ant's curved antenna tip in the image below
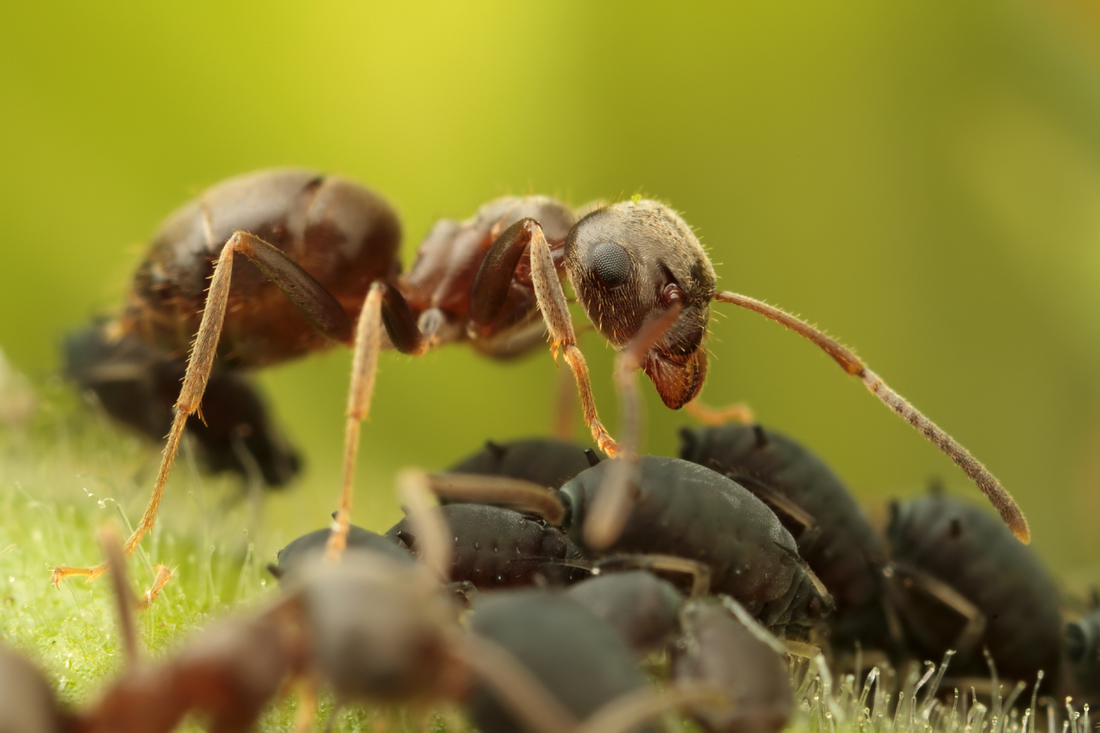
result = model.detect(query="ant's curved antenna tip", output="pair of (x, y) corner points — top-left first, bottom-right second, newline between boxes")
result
(1007, 511), (1030, 545)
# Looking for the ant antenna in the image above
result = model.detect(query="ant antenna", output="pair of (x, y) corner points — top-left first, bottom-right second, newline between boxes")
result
(97, 525), (139, 667)
(714, 290), (1029, 543)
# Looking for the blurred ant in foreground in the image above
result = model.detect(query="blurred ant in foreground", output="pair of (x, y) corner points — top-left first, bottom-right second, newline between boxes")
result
(54, 168), (1027, 586)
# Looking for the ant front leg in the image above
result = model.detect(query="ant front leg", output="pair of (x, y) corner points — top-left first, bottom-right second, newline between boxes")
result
(481, 219), (618, 456)
(52, 232), (357, 586)
(583, 304), (684, 550)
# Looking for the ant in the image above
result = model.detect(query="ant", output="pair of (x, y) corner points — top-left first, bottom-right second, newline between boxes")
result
(54, 167), (1028, 586)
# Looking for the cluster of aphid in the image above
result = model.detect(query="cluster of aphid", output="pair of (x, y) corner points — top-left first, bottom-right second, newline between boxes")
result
(5, 168), (1096, 731)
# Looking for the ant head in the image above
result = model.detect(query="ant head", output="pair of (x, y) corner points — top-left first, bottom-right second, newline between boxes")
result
(565, 200), (717, 408)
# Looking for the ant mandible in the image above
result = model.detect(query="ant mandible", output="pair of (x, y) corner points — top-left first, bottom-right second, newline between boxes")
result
(51, 168), (1028, 587)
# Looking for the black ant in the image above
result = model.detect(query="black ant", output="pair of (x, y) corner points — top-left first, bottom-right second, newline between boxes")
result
(54, 167), (1028, 587)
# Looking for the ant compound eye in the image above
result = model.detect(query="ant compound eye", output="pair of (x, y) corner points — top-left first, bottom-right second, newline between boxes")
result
(590, 241), (631, 287)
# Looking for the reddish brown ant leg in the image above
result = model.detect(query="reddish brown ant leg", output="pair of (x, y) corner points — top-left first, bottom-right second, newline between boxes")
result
(136, 565), (175, 610)
(584, 304), (683, 551)
(714, 290), (1029, 544)
(427, 473), (566, 525)
(98, 525), (139, 666)
(686, 399), (755, 426)
(888, 560), (987, 655)
(519, 220), (619, 457)
(52, 231), (358, 586)
(553, 360), (577, 440)
(325, 281), (430, 561)
(395, 468), (452, 582)
(595, 553), (712, 597)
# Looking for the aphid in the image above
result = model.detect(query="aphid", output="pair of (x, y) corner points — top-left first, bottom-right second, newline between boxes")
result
(54, 169), (1028, 586)
(885, 494), (1062, 690)
(563, 571), (795, 733)
(267, 522), (414, 582)
(1064, 599), (1100, 705)
(465, 588), (657, 733)
(386, 503), (589, 589)
(672, 598), (794, 733)
(566, 570), (685, 655)
(678, 422), (891, 650)
(0, 645), (72, 733)
(447, 437), (603, 490)
(429, 455), (831, 630)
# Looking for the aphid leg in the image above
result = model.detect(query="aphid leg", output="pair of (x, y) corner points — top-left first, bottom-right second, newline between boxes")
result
(326, 281), (427, 560)
(396, 468), (452, 583)
(714, 291), (1030, 543)
(889, 560), (987, 653)
(52, 231), (356, 586)
(596, 554), (712, 597)
(425, 472), (566, 525)
(729, 474), (822, 547)
(719, 596), (790, 656)
(584, 304), (683, 550)
(98, 525), (139, 667)
(520, 219), (618, 456)
(686, 399), (755, 425)
(575, 683), (729, 733)
(458, 634), (579, 733)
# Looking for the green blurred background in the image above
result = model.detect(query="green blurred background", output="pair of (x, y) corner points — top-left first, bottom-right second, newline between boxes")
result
(1, 1), (1098, 584)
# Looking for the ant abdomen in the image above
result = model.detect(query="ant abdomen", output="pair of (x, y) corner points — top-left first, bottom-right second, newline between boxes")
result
(122, 168), (402, 367)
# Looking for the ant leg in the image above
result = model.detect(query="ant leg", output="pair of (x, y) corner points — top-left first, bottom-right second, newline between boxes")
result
(425, 472), (566, 525)
(686, 399), (755, 425)
(575, 683), (729, 733)
(553, 359), (576, 440)
(51, 232), (359, 586)
(595, 553), (711, 597)
(135, 565), (175, 610)
(714, 291), (1029, 543)
(395, 468), (452, 583)
(458, 634), (579, 733)
(98, 526), (139, 667)
(520, 220), (618, 456)
(325, 280), (428, 560)
(583, 304), (683, 550)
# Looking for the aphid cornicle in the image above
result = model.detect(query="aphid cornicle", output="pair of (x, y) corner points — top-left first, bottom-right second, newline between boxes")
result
(54, 167), (1028, 587)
